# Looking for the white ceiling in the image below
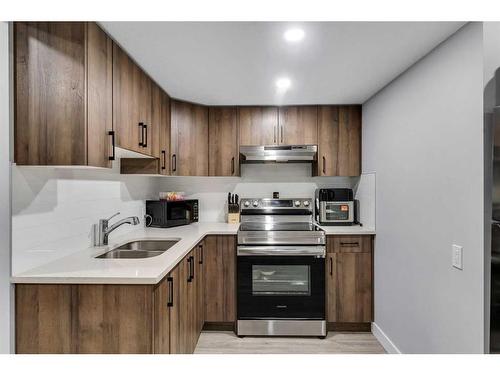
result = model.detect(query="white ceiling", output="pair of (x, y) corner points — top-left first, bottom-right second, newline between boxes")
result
(100, 22), (465, 106)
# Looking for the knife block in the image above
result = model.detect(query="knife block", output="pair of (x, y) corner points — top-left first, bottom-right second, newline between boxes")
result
(227, 212), (240, 224)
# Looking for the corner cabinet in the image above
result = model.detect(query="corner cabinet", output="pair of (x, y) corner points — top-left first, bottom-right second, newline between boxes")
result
(318, 105), (362, 176)
(170, 100), (209, 176)
(14, 22), (114, 167)
(326, 235), (373, 330)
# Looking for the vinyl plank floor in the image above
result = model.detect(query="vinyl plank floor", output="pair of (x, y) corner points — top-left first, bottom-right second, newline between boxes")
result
(194, 331), (386, 354)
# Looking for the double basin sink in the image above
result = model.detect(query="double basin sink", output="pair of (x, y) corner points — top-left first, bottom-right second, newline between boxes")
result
(96, 239), (179, 259)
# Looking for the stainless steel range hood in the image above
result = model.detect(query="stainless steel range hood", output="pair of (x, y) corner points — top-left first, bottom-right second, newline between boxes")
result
(239, 145), (317, 163)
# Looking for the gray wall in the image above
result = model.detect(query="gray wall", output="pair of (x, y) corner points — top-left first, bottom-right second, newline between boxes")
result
(0, 21), (12, 354)
(363, 23), (485, 353)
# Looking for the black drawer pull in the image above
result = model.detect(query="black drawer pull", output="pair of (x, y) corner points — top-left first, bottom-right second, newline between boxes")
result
(340, 242), (360, 247)
(138, 123), (144, 146)
(172, 154), (177, 172)
(199, 244), (203, 264)
(191, 255), (195, 280)
(161, 150), (166, 170)
(108, 130), (115, 161)
(167, 277), (174, 307)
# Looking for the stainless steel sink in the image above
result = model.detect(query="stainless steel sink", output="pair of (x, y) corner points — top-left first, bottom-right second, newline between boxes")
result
(96, 239), (179, 259)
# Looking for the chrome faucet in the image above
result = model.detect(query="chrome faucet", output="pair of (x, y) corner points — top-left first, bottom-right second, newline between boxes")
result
(94, 212), (140, 246)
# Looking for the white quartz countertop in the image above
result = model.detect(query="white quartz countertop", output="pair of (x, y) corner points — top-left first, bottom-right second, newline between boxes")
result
(11, 222), (375, 285)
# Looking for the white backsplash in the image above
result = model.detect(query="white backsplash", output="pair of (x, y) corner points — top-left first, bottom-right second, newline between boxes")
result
(11, 161), (160, 274)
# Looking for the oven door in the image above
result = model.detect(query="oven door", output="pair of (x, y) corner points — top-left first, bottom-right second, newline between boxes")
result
(237, 246), (325, 320)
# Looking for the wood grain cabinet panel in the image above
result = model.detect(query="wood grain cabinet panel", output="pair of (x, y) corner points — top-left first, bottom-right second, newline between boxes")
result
(318, 105), (361, 176)
(238, 106), (278, 146)
(155, 85), (171, 175)
(326, 235), (373, 325)
(204, 235), (236, 324)
(209, 107), (239, 176)
(278, 106), (318, 145)
(170, 100), (209, 176)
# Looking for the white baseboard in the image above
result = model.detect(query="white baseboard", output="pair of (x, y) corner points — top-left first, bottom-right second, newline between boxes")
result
(372, 322), (402, 354)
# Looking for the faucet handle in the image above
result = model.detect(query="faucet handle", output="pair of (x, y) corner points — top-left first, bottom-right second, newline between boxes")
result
(105, 212), (120, 222)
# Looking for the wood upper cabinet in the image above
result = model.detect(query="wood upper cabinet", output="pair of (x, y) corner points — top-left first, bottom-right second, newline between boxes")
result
(326, 235), (373, 324)
(14, 22), (114, 167)
(318, 105), (361, 176)
(278, 106), (318, 145)
(113, 43), (154, 156)
(152, 82), (170, 173)
(209, 107), (239, 176)
(170, 100), (209, 176)
(238, 106), (278, 146)
(204, 235), (236, 323)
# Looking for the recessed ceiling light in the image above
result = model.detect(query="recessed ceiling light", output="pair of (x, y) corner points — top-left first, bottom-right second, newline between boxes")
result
(284, 28), (305, 42)
(276, 77), (291, 90)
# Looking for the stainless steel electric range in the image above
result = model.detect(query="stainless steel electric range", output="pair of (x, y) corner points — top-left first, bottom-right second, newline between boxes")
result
(236, 197), (326, 337)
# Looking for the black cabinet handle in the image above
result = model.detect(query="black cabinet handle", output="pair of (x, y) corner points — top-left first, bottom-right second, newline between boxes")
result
(190, 255), (195, 280)
(329, 257), (333, 276)
(187, 257), (192, 282)
(143, 124), (148, 148)
(161, 150), (166, 170)
(172, 154), (177, 172)
(322, 156), (326, 174)
(108, 130), (115, 161)
(340, 242), (360, 247)
(198, 244), (203, 264)
(274, 125), (277, 143)
(138, 123), (144, 147)
(231, 157), (235, 175)
(280, 125), (283, 143)
(167, 276), (174, 307)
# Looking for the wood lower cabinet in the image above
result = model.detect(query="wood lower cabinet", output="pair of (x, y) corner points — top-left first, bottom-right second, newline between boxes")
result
(278, 106), (318, 145)
(204, 235), (236, 325)
(14, 22), (114, 167)
(238, 106), (278, 146)
(171, 100), (209, 176)
(326, 235), (373, 327)
(209, 107), (239, 176)
(318, 105), (361, 176)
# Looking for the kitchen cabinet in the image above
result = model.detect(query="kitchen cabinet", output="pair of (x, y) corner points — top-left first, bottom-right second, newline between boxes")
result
(171, 100), (209, 176)
(326, 235), (373, 328)
(14, 22), (114, 167)
(278, 106), (318, 145)
(195, 241), (206, 334)
(113, 43), (155, 157)
(204, 235), (236, 325)
(318, 105), (361, 176)
(238, 106), (279, 146)
(153, 83), (171, 175)
(209, 107), (239, 176)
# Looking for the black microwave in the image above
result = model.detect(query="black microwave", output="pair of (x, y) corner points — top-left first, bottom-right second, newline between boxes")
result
(145, 199), (199, 228)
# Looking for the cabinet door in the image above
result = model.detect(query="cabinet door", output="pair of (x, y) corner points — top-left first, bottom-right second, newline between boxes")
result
(209, 107), (239, 176)
(157, 89), (171, 175)
(204, 236), (236, 323)
(278, 106), (318, 145)
(327, 236), (373, 323)
(167, 263), (183, 354)
(138, 72), (154, 156)
(195, 241), (205, 334)
(87, 22), (113, 168)
(113, 43), (142, 153)
(153, 275), (171, 354)
(150, 82), (163, 159)
(15, 22), (86, 165)
(318, 105), (361, 176)
(238, 107), (278, 146)
(171, 100), (209, 176)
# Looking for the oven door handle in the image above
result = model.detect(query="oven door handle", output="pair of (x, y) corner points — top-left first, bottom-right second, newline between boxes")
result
(237, 246), (325, 257)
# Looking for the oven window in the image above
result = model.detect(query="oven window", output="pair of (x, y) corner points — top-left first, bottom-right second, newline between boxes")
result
(252, 265), (310, 296)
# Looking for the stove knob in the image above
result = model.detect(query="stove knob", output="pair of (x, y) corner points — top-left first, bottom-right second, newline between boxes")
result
(303, 200), (310, 207)
(244, 200), (250, 207)
(294, 200), (301, 207)
(252, 200), (259, 207)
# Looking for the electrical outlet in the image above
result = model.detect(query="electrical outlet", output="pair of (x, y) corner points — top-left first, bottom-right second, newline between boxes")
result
(452, 244), (463, 270)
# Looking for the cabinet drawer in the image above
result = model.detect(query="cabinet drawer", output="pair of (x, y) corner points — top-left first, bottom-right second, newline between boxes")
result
(327, 235), (372, 253)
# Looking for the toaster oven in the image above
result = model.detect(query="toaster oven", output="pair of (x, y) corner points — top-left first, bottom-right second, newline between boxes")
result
(315, 188), (358, 226)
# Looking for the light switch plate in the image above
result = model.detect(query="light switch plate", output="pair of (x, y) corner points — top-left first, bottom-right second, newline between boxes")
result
(452, 244), (463, 270)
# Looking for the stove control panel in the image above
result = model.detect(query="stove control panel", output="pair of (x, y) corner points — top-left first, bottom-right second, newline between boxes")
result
(240, 198), (313, 211)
